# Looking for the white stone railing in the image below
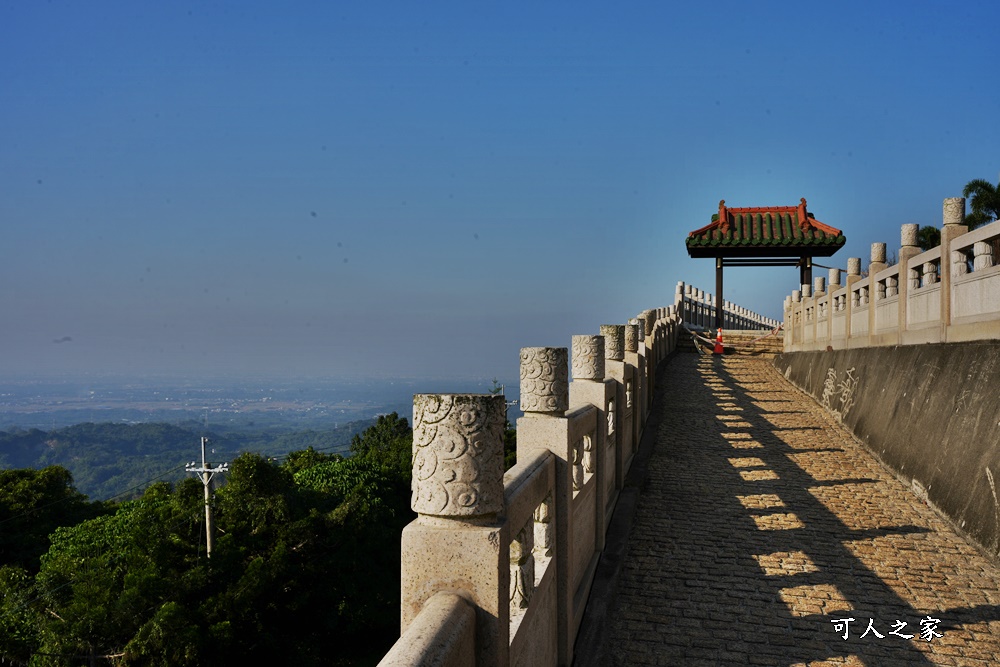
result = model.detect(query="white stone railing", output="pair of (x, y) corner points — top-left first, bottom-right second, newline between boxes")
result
(784, 197), (1000, 351)
(673, 281), (781, 331)
(379, 288), (776, 667)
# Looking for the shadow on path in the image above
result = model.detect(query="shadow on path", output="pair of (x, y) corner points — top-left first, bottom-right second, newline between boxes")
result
(585, 353), (1000, 666)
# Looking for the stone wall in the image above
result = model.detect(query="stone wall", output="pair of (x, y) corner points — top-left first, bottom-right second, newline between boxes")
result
(774, 343), (1000, 561)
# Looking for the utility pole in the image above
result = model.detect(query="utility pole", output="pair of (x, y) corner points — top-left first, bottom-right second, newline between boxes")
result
(186, 437), (228, 558)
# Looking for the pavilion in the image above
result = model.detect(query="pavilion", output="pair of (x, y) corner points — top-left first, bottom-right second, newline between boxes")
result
(686, 198), (846, 327)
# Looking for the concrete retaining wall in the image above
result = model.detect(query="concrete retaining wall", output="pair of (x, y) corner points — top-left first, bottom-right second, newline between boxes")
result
(774, 343), (1000, 561)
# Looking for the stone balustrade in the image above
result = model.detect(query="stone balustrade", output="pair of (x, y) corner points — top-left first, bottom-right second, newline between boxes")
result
(674, 281), (781, 331)
(784, 197), (1000, 351)
(379, 288), (777, 667)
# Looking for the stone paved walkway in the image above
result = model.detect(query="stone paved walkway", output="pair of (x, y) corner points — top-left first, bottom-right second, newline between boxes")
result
(601, 353), (1000, 666)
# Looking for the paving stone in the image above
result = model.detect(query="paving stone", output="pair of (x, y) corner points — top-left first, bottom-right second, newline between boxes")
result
(599, 355), (1000, 665)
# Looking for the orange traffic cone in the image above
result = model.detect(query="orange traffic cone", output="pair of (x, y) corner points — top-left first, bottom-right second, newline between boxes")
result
(714, 328), (724, 355)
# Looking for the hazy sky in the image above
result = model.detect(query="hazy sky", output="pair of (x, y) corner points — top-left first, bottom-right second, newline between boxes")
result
(2, 1), (998, 384)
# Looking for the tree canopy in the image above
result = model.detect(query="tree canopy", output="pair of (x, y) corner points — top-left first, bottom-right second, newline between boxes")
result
(963, 177), (1000, 228)
(0, 414), (416, 666)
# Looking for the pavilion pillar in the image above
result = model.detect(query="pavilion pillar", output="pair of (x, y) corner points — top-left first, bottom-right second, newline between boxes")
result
(715, 257), (724, 330)
(800, 256), (813, 289)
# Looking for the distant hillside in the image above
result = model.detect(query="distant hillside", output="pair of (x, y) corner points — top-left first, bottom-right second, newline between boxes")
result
(0, 419), (375, 500)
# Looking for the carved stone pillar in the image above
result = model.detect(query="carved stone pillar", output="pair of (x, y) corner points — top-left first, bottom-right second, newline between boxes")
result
(600, 325), (625, 362)
(943, 197), (965, 227)
(940, 197), (968, 329)
(898, 224), (921, 339)
(515, 344), (589, 665)
(828, 268), (842, 290)
(402, 393), (509, 667)
(871, 243), (887, 265)
(868, 243), (887, 344)
(623, 323), (638, 354)
(519, 347), (568, 415)
(568, 333), (613, 556)
(599, 324), (630, 492)
(571, 335), (605, 381)
(411, 394), (505, 517)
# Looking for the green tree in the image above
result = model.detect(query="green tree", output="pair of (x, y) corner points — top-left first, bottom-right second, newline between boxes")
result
(349, 412), (412, 478)
(33, 483), (206, 665)
(917, 225), (941, 251)
(963, 177), (1000, 228)
(0, 466), (104, 572)
(16, 428), (420, 666)
(0, 564), (37, 663)
(281, 445), (335, 476)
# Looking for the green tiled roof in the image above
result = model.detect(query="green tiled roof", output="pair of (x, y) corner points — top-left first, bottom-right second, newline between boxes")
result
(686, 198), (845, 257)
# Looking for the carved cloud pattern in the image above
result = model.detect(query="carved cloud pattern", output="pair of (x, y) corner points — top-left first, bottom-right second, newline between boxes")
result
(411, 394), (504, 517)
(519, 347), (568, 413)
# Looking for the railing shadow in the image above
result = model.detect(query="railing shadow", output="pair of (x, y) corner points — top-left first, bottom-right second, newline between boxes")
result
(600, 353), (1000, 666)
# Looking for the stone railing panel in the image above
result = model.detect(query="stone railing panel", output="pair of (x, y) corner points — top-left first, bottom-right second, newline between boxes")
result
(503, 452), (558, 665)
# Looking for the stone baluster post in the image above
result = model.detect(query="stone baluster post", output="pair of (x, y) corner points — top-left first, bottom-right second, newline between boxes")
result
(568, 335), (613, 550)
(791, 289), (801, 349)
(401, 393), (509, 667)
(599, 325), (630, 492)
(868, 243), (887, 344)
(515, 347), (575, 664)
(844, 258), (861, 344)
(676, 282), (686, 322)
(814, 277), (827, 329)
(627, 321), (646, 444)
(641, 310), (655, 412)
(625, 320), (648, 426)
(801, 284), (813, 344)
(941, 197), (968, 331)
(783, 297), (791, 350)
(814, 276), (826, 298)
(898, 224), (921, 341)
(829, 268), (842, 314)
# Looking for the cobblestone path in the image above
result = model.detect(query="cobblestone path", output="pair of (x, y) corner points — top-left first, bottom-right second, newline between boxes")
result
(601, 353), (1000, 666)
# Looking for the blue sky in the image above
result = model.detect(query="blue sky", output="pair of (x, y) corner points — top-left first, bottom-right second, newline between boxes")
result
(2, 1), (998, 383)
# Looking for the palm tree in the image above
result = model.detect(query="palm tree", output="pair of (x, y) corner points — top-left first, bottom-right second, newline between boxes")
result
(917, 225), (940, 251)
(962, 177), (1000, 228)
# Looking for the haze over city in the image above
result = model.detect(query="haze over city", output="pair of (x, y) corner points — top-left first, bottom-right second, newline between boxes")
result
(3, 1), (998, 383)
